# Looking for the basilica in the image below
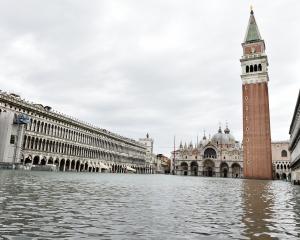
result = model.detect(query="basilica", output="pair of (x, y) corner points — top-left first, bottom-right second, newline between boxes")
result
(173, 124), (243, 178)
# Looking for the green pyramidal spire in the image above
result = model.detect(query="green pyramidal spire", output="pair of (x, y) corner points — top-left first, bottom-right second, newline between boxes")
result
(244, 9), (262, 43)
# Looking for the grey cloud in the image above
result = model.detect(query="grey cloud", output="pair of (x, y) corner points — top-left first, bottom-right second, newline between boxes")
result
(0, 0), (299, 155)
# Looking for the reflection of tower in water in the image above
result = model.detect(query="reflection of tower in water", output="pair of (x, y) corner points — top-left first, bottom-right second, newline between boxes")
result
(241, 180), (274, 239)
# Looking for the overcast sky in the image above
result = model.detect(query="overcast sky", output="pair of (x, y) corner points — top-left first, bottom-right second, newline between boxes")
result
(0, 0), (299, 156)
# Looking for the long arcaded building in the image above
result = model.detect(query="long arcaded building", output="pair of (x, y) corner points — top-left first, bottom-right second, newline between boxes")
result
(0, 91), (153, 173)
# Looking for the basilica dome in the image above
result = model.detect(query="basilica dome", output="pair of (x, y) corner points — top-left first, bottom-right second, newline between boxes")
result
(211, 126), (235, 145)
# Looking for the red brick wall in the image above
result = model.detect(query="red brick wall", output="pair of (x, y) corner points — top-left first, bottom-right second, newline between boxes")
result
(243, 44), (263, 55)
(243, 82), (272, 179)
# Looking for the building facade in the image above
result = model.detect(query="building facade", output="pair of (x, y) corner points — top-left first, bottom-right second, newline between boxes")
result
(156, 154), (171, 174)
(241, 9), (272, 179)
(271, 141), (291, 180)
(138, 133), (157, 172)
(289, 90), (300, 184)
(0, 91), (153, 173)
(173, 125), (243, 178)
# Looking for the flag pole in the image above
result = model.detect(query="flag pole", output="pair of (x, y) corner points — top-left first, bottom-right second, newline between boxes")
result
(173, 135), (176, 175)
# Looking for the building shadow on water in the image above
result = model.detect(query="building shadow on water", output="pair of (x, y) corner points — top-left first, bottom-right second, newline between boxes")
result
(241, 180), (276, 240)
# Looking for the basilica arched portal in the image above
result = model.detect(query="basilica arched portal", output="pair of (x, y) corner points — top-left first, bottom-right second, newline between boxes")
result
(203, 159), (215, 177)
(180, 162), (188, 176)
(220, 162), (229, 178)
(190, 161), (198, 176)
(232, 163), (241, 178)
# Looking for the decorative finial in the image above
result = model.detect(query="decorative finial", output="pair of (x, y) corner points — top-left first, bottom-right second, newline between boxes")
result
(218, 122), (222, 133)
(224, 121), (230, 134)
(250, 5), (254, 14)
(146, 133), (149, 138)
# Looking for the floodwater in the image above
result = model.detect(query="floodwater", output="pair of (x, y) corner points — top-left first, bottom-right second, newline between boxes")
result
(0, 171), (299, 240)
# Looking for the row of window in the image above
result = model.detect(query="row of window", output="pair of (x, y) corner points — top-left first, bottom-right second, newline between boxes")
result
(275, 163), (290, 170)
(25, 118), (144, 155)
(22, 135), (144, 162)
(245, 64), (262, 73)
(1, 101), (144, 155)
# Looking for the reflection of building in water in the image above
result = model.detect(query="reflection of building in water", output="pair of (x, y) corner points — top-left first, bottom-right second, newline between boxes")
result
(271, 141), (291, 180)
(172, 124), (243, 178)
(0, 91), (154, 173)
(241, 180), (274, 239)
(289, 90), (300, 184)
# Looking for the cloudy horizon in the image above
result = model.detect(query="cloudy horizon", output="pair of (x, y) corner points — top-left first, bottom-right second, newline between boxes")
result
(0, 0), (299, 156)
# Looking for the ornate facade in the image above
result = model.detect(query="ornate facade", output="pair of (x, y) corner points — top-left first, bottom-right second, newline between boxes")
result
(173, 125), (243, 178)
(271, 141), (291, 180)
(0, 91), (153, 173)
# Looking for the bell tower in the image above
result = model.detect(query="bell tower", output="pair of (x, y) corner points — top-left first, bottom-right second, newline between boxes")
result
(240, 8), (272, 179)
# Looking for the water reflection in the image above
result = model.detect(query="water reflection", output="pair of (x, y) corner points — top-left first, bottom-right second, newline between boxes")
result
(242, 180), (275, 239)
(0, 170), (299, 239)
(242, 180), (300, 239)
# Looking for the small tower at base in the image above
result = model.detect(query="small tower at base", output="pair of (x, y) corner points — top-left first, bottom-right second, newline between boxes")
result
(240, 8), (273, 180)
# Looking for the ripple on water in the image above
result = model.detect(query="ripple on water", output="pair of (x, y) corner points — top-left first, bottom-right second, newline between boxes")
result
(0, 171), (300, 239)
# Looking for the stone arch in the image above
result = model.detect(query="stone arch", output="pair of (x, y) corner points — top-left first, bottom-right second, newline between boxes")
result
(281, 150), (287, 157)
(190, 161), (198, 176)
(27, 136), (31, 149)
(25, 155), (32, 164)
(37, 121), (41, 132)
(59, 159), (66, 171)
(75, 160), (81, 172)
(80, 162), (84, 172)
(258, 64), (262, 71)
(33, 119), (37, 131)
(71, 160), (76, 170)
(180, 162), (188, 176)
(232, 163), (241, 178)
(65, 159), (71, 171)
(40, 157), (47, 165)
(282, 173), (287, 180)
(48, 157), (54, 165)
(276, 173), (280, 179)
(33, 155), (40, 165)
(220, 162), (229, 178)
(203, 159), (215, 177)
(250, 65), (253, 72)
(254, 64), (257, 72)
(246, 65), (249, 73)
(34, 138), (39, 150)
(204, 148), (217, 159)
(54, 158), (59, 166)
